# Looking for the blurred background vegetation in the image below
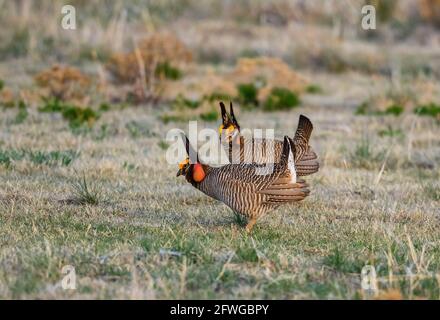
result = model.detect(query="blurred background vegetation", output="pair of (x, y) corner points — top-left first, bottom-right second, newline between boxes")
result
(0, 0), (439, 128)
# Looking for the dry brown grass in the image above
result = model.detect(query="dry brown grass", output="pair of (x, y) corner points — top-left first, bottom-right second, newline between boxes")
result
(34, 64), (91, 104)
(0, 0), (440, 300)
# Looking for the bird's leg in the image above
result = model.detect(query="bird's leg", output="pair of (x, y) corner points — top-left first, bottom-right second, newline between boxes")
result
(245, 217), (257, 233)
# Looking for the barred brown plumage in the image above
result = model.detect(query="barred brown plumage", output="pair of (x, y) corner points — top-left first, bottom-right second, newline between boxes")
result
(177, 134), (310, 232)
(219, 102), (319, 176)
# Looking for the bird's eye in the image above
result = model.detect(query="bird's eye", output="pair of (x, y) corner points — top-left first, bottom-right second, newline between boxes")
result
(178, 158), (189, 169)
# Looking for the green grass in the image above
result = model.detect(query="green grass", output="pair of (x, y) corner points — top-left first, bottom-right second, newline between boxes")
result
(173, 95), (201, 109)
(0, 149), (79, 168)
(355, 102), (404, 116)
(237, 83), (259, 107)
(263, 87), (300, 111)
(199, 110), (218, 122)
(39, 98), (100, 128)
(70, 174), (102, 205)
(378, 125), (404, 138)
(350, 136), (385, 169)
(155, 61), (182, 80)
(1, 1), (440, 299)
(414, 103), (440, 118)
(0, 105), (438, 299)
(305, 84), (323, 94)
(13, 101), (28, 124)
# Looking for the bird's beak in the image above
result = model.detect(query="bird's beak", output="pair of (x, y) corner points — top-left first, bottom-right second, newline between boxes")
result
(176, 168), (184, 177)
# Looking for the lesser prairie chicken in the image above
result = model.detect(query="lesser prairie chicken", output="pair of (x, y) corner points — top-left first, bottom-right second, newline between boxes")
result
(176, 134), (310, 232)
(218, 102), (319, 176)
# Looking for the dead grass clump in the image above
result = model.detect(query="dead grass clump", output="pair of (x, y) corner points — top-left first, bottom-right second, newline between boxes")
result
(107, 33), (192, 85)
(419, 0), (440, 28)
(0, 87), (16, 108)
(374, 288), (404, 300)
(229, 57), (307, 101)
(34, 64), (91, 104)
(106, 33), (192, 104)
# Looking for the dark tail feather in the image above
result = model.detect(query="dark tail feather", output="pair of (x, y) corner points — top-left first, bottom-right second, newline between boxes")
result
(219, 102), (229, 125)
(296, 147), (319, 176)
(294, 115), (313, 146)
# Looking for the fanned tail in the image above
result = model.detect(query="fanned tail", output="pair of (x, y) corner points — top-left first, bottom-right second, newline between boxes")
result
(257, 138), (310, 204)
(296, 146), (319, 176)
(292, 115), (319, 176)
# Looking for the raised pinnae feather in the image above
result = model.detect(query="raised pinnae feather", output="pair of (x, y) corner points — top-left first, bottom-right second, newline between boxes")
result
(219, 102), (229, 125)
(229, 102), (240, 129)
(180, 132), (198, 163)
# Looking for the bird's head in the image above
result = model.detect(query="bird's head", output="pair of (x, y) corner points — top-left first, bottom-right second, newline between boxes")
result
(219, 101), (240, 144)
(176, 135), (206, 183)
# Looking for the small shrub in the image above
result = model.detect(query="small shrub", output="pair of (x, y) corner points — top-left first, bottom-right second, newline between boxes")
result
(39, 98), (99, 128)
(384, 104), (404, 116)
(355, 102), (404, 116)
(305, 84), (322, 94)
(107, 33), (191, 85)
(34, 65), (90, 103)
(199, 110), (218, 122)
(414, 103), (440, 118)
(207, 92), (232, 103)
(231, 57), (307, 95)
(355, 102), (369, 115)
(13, 101), (28, 124)
(173, 95), (200, 109)
(0, 79), (4, 91)
(99, 103), (111, 112)
(61, 105), (99, 128)
(263, 87), (300, 111)
(237, 83), (259, 107)
(155, 61), (182, 80)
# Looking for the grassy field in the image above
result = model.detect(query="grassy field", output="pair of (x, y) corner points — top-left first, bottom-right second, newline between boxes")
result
(0, 0), (440, 299)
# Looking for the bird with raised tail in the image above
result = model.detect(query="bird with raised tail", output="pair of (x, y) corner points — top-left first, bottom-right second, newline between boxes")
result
(176, 134), (310, 232)
(218, 102), (320, 177)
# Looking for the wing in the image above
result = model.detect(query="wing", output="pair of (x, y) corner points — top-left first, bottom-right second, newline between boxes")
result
(259, 178), (310, 203)
(295, 146), (319, 176)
